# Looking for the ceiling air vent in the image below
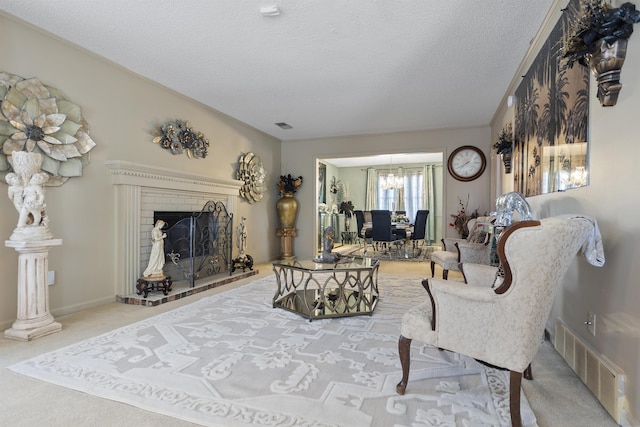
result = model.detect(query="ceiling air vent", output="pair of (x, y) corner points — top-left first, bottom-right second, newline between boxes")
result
(275, 122), (292, 130)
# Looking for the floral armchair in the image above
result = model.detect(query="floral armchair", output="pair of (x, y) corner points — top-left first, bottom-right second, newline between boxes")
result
(430, 216), (494, 279)
(396, 216), (600, 427)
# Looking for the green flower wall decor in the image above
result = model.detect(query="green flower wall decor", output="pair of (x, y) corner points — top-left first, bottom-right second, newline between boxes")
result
(0, 72), (97, 186)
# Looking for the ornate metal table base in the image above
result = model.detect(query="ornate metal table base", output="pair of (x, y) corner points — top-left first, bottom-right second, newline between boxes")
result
(272, 257), (379, 321)
(136, 276), (173, 298)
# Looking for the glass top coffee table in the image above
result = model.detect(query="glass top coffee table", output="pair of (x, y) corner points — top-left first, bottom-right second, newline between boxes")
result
(272, 257), (379, 321)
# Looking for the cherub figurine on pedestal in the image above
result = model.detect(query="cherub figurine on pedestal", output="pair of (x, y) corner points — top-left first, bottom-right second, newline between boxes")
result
(6, 152), (53, 241)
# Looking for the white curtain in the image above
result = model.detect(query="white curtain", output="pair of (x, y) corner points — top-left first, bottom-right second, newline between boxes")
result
(423, 164), (437, 244)
(401, 168), (422, 220)
(397, 167), (405, 212)
(365, 168), (378, 210)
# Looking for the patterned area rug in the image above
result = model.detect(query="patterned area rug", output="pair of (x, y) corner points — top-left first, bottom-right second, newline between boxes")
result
(9, 275), (536, 427)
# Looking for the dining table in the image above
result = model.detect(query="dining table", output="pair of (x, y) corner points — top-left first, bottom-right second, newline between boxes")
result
(362, 221), (414, 247)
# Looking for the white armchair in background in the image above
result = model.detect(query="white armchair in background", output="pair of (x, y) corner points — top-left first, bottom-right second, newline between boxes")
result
(429, 216), (494, 279)
(396, 216), (601, 427)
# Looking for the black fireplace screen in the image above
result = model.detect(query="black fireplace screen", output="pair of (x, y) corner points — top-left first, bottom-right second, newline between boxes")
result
(154, 201), (233, 287)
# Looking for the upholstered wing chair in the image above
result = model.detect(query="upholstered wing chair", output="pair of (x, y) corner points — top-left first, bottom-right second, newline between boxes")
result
(397, 216), (598, 427)
(430, 216), (494, 279)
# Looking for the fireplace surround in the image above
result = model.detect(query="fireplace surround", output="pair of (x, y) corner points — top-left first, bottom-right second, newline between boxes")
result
(106, 161), (243, 297)
(155, 201), (234, 287)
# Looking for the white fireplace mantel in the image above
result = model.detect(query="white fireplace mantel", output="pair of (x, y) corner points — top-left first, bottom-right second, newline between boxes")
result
(106, 160), (243, 296)
(106, 160), (243, 194)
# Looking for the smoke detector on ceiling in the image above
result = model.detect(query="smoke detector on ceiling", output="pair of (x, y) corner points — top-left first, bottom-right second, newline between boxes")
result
(260, 6), (280, 17)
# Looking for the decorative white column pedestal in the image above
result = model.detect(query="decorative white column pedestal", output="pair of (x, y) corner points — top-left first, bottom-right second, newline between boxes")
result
(4, 239), (63, 341)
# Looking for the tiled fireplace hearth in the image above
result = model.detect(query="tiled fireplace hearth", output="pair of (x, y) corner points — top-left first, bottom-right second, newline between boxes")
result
(106, 161), (244, 299)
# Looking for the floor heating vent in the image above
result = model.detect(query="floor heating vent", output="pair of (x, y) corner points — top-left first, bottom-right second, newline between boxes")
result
(554, 320), (625, 424)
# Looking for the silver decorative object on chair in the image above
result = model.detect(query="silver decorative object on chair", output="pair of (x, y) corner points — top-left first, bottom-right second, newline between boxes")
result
(494, 191), (533, 227)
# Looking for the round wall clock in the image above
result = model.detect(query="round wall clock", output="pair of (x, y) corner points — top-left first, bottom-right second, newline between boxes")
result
(447, 145), (487, 182)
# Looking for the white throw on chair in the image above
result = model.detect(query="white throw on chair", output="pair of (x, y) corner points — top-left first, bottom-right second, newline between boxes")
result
(396, 216), (602, 427)
(430, 216), (494, 279)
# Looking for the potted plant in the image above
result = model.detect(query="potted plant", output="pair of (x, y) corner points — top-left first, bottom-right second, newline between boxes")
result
(339, 201), (355, 231)
(493, 123), (513, 173)
(449, 195), (480, 239)
(276, 174), (303, 230)
(561, 0), (640, 105)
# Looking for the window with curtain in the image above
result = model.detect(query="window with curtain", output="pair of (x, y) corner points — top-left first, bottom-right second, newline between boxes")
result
(367, 163), (441, 244)
(376, 168), (424, 220)
(377, 172), (400, 211)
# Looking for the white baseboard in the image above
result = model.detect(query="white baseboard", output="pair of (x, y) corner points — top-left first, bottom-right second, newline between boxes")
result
(0, 296), (116, 332)
(51, 296), (116, 318)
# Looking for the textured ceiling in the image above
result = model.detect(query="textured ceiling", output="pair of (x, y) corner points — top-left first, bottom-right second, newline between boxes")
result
(0, 1), (554, 141)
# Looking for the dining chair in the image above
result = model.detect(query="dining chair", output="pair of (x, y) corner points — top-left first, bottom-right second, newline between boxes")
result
(354, 210), (372, 250)
(409, 209), (429, 248)
(370, 210), (404, 255)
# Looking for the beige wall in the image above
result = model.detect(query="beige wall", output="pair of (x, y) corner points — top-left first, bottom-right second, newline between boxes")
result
(491, 1), (640, 422)
(282, 127), (492, 259)
(0, 13), (281, 326)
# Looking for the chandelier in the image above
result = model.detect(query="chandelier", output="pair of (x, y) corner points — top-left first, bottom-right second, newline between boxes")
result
(570, 166), (588, 187)
(381, 157), (404, 190)
(559, 165), (588, 189)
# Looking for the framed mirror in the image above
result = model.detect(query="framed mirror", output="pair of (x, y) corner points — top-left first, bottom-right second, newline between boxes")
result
(512, 0), (589, 196)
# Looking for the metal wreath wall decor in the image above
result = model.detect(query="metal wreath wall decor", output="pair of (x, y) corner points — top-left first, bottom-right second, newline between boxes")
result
(152, 119), (210, 159)
(0, 71), (97, 186)
(237, 152), (267, 204)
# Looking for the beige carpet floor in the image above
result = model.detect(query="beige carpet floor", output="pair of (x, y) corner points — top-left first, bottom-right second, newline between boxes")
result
(0, 260), (617, 427)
